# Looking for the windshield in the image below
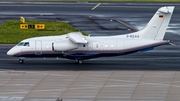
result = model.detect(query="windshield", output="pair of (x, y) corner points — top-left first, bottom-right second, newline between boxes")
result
(17, 42), (30, 47)
(17, 42), (24, 46)
(24, 42), (29, 46)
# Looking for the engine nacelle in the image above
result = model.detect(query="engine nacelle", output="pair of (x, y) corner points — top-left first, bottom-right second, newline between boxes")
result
(52, 40), (78, 51)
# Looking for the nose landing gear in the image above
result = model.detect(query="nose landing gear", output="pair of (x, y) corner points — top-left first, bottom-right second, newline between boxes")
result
(19, 57), (25, 64)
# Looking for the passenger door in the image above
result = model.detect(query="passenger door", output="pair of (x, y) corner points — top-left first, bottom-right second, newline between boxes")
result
(35, 41), (42, 55)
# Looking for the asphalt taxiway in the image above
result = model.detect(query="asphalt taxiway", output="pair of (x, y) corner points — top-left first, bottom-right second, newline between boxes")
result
(0, 2), (180, 101)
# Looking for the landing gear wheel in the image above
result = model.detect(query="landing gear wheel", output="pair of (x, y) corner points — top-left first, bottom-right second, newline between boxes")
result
(78, 59), (83, 64)
(19, 59), (24, 64)
(19, 57), (25, 64)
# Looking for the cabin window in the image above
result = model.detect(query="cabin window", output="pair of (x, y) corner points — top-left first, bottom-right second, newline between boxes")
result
(83, 44), (86, 47)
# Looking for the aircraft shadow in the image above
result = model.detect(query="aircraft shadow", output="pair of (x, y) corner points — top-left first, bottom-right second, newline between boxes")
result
(1, 59), (180, 71)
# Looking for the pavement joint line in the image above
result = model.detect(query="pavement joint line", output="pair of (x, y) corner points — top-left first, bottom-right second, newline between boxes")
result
(131, 71), (145, 98)
(1, 70), (53, 77)
(21, 71), (73, 77)
(19, 72), (139, 83)
(81, 76), (139, 83)
(1, 70), (136, 82)
(24, 71), (51, 98)
(0, 72), (14, 91)
(0, 72), (179, 94)
(95, 71), (114, 99)
(1, 80), (180, 95)
(0, 68), (142, 83)
(0, 82), (144, 95)
(0, 73), (140, 90)
(60, 71), (83, 98)
(166, 71), (176, 100)
(91, 3), (101, 10)
(0, 84), (136, 95)
(0, 70), (176, 84)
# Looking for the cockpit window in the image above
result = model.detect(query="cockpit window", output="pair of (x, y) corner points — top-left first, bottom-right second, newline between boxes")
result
(17, 42), (24, 46)
(24, 42), (30, 46)
(17, 42), (30, 47)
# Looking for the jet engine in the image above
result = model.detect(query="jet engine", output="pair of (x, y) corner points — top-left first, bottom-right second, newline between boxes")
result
(52, 40), (78, 51)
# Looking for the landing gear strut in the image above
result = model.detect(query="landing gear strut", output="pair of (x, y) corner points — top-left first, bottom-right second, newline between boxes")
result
(19, 57), (25, 64)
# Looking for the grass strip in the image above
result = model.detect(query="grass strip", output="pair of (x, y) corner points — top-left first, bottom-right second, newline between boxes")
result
(0, 20), (85, 44)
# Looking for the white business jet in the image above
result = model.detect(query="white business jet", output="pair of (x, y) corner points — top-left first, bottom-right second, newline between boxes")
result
(7, 6), (174, 64)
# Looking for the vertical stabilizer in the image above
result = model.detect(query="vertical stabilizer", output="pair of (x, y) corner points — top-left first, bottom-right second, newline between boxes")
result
(136, 6), (175, 40)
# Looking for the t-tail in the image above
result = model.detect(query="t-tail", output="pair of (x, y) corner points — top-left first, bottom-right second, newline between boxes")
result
(132, 6), (175, 40)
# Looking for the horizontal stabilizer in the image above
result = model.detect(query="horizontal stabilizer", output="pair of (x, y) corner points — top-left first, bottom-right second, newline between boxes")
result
(68, 32), (88, 44)
(158, 7), (171, 13)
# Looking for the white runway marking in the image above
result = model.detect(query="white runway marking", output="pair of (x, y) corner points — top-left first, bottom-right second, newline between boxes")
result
(91, 3), (101, 10)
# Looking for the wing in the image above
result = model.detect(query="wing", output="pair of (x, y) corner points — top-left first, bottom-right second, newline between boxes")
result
(68, 32), (88, 44)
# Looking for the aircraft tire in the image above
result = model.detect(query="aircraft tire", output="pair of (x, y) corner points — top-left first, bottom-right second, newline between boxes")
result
(78, 59), (83, 64)
(19, 59), (24, 64)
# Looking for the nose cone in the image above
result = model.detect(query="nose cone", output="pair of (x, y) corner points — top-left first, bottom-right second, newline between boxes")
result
(7, 49), (14, 56)
(7, 46), (18, 56)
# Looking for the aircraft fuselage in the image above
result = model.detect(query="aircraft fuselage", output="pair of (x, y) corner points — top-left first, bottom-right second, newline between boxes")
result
(7, 34), (169, 60)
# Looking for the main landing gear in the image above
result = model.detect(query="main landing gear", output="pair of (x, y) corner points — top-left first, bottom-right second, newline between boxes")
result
(76, 59), (83, 64)
(19, 57), (25, 64)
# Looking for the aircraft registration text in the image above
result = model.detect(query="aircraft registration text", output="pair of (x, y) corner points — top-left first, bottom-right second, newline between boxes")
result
(126, 35), (139, 38)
